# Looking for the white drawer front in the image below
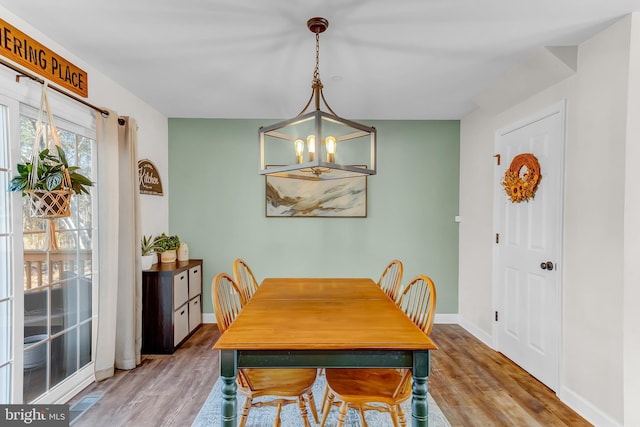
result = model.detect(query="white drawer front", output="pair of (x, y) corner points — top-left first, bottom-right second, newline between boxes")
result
(174, 304), (189, 346)
(173, 271), (189, 309)
(189, 297), (202, 332)
(188, 265), (202, 299)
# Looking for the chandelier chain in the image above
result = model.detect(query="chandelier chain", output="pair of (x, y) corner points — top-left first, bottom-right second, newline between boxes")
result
(297, 17), (338, 116)
(313, 32), (321, 84)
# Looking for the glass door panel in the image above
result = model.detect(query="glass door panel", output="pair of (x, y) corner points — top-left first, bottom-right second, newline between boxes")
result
(19, 111), (96, 403)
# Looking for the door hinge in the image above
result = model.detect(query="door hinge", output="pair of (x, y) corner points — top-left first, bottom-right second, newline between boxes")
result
(496, 233), (499, 244)
(494, 154), (501, 165)
(495, 311), (499, 321)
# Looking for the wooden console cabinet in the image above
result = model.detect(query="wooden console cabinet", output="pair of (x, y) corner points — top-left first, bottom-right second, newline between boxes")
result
(142, 259), (203, 354)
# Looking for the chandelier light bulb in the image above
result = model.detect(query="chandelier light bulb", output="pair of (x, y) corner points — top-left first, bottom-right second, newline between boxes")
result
(294, 139), (305, 163)
(307, 135), (316, 161)
(325, 136), (337, 162)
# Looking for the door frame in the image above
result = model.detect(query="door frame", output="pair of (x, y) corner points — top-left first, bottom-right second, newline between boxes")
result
(1, 92), (25, 404)
(491, 100), (566, 392)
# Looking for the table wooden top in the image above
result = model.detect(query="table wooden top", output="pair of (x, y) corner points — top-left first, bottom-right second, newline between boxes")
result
(214, 277), (437, 351)
(252, 277), (389, 300)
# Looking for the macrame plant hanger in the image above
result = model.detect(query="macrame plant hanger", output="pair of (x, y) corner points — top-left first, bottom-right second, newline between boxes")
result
(27, 83), (73, 251)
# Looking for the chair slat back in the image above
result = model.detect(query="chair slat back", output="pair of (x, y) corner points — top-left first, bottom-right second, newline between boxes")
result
(377, 259), (404, 302)
(397, 275), (437, 335)
(212, 273), (245, 333)
(233, 258), (259, 303)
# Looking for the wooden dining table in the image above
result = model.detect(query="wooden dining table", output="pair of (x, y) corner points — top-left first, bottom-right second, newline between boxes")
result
(213, 277), (437, 426)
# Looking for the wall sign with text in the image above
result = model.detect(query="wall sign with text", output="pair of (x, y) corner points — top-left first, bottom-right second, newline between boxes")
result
(138, 159), (163, 196)
(0, 18), (88, 97)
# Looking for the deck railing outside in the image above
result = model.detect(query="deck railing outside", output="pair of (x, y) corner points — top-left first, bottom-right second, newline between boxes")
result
(24, 250), (92, 289)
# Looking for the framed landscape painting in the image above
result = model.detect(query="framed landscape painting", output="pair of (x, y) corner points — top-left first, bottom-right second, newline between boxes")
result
(266, 174), (367, 217)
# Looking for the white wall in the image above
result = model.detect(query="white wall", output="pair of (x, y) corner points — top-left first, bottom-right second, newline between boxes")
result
(457, 108), (495, 343)
(562, 16), (628, 424)
(0, 6), (169, 237)
(459, 14), (637, 427)
(624, 14), (640, 427)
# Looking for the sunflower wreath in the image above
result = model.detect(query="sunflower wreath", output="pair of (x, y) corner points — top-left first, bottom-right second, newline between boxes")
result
(501, 153), (542, 203)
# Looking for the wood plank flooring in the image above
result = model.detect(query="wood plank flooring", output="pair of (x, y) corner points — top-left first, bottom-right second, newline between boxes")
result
(67, 325), (221, 427)
(67, 324), (591, 426)
(427, 325), (591, 427)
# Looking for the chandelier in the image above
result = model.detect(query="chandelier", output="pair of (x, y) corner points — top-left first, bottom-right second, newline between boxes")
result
(259, 17), (377, 180)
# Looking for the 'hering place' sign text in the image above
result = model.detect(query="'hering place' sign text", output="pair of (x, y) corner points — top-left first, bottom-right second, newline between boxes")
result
(0, 18), (88, 98)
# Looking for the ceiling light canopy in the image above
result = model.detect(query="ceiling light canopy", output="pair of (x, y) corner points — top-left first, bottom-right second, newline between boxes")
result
(259, 17), (377, 181)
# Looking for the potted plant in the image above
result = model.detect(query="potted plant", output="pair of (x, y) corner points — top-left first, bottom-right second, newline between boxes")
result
(9, 146), (93, 218)
(9, 146), (93, 251)
(9, 146), (93, 197)
(153, 233), (180, 263)
(141, 235), (159, 270)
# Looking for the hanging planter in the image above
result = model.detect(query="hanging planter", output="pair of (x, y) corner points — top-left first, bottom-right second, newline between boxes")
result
(27, 187), (73, 218)
(8, 83), (93, 251)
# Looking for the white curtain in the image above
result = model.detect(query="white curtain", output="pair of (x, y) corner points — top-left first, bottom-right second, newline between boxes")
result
(94, 112), (142, 380)
(115, 117), (142, 370)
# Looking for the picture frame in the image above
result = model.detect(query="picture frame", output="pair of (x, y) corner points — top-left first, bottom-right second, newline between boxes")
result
(265, 167), (367, 217)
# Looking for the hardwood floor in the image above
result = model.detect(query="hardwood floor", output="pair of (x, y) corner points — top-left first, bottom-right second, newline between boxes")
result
(68, 324), (591, 426)
(428, 326), (591, 427)
(67, 325), (221, 427)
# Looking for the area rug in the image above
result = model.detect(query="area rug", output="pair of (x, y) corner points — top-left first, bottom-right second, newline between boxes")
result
(192, 374), (450, 426)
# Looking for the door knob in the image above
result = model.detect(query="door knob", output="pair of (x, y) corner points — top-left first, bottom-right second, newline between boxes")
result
(540, 261), (554, 271)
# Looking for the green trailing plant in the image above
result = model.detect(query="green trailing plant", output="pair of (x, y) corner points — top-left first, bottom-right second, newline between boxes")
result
(153, 233), (180, 253)
(141, 235), (160, 256)
(8, 146), (93, 196)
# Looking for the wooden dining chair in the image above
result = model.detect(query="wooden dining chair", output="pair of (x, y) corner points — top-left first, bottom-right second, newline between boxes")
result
(320, 275), (437, 427)
(212, 273), (319, 427)
(233, 258), (260, 303)
(377, 259), (404, 302)
(212, 272), (245, 328)
(396, 274), (437, 335)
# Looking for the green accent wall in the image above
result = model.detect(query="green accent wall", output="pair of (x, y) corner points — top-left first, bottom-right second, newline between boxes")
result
(168, 119), (460, 314)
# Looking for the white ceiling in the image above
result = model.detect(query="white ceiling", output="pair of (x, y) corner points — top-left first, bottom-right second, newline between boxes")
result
(1, 0), (640, 120)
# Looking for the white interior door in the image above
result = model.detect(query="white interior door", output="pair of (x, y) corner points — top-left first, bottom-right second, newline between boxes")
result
(494, 102), (565, 391)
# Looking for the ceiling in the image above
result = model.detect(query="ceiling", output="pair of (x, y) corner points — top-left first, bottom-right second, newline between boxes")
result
(1, 0), (640, 120)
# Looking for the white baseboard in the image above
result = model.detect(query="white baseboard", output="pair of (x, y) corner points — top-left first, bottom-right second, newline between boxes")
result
(203, 313), (216, 324)
(458, 316), (495, 349)
(434, 313), (459, 324)
(559, 385), (623, 427)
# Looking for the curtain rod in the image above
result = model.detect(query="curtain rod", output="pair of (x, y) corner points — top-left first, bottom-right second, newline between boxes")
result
(0, 57), (110, 117)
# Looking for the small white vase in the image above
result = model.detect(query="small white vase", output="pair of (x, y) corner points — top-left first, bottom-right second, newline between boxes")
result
(177, 242), (189, 261)
(141, 254), (156, 270)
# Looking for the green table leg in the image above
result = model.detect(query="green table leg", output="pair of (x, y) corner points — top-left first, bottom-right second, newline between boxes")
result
(412, 350), (430, 426)
(220, 350), (238, 427)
